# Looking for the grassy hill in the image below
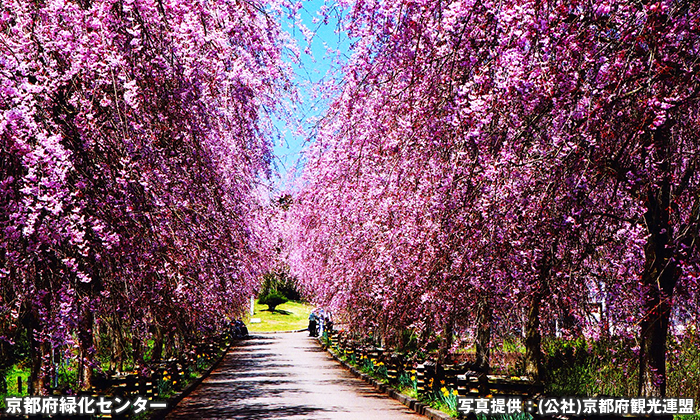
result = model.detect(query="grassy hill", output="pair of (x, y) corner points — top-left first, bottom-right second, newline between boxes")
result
(246, 300), (313, 333)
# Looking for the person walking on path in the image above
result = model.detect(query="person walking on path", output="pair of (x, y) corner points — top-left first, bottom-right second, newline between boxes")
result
(308, 311), (318, 337)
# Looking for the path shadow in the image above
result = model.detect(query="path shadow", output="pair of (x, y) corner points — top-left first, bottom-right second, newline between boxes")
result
(165, 334), (414, 420)
(167, 335), (328, 420)
(260, 308), (293, 315)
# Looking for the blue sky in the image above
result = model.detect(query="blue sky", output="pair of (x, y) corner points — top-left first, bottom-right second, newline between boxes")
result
(270, 0), (351, 187)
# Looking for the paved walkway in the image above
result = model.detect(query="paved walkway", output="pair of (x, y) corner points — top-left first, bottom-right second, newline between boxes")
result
(165, 332), (424, 419)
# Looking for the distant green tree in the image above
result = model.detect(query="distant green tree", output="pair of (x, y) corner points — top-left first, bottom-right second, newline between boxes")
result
(258, 291), (288, 312)
(259, 268), (301, 302)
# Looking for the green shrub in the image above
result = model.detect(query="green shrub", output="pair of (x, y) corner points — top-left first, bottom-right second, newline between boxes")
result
(258, 291), (288, 312)
(259, 269), (301, 302)
(667, 325), (700, 401)
(543, 336), (638, 397)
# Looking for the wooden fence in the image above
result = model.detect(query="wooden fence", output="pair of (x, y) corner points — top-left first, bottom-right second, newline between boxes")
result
(329, 331), (543, 398)
(85, 333), (231, 400)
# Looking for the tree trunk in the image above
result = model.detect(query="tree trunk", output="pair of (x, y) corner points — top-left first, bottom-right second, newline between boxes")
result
(438, 315), (454, 363)
(637, 177), (678, 397)
(132, 334), (143, 369)
(380, 314), (388, 348)
(78, 306), (94, 390)
(475, 299), (491, 373)
(152, 326), (164, 362)
(26, 320), (42, 395)
(636, 124), (683, 399)
(40, 341), (52, 392)
(21, 309), (50, 395)
(525, 255), (550, 382)
(524, 296), (542, 381)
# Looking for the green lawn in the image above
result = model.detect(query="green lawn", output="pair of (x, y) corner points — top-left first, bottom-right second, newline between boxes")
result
(246, 300), (313, 333)
(2, 365), (30, 397)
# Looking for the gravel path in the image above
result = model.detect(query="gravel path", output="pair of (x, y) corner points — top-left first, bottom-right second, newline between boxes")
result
(165, 332), (425, 419)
